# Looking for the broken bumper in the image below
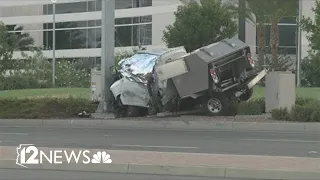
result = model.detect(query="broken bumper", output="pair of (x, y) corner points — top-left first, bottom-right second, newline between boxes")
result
(235, 69), (268, 97)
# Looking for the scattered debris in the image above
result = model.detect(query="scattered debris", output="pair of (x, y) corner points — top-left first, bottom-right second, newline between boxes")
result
(78, 111), (91, 118)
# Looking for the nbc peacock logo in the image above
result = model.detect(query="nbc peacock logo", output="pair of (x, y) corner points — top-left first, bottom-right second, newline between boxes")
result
(91, 151), (112, 164)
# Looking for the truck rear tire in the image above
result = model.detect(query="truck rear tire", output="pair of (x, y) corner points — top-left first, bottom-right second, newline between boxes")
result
(202, 93), (230, 116)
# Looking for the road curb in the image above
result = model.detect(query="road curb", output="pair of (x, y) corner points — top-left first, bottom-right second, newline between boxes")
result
(224, 168), (320, 180)
(0, 119), (319, 132)
(1, 160), (319, 180)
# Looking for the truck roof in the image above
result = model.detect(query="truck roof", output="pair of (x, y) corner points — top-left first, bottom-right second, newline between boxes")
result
(187, 38), (250, 64)
(138, 46), (186, 56)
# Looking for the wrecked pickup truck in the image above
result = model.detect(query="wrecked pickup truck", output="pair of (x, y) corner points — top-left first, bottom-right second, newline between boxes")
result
(110, 47), (188, 117)
(110, 38), (268, 117)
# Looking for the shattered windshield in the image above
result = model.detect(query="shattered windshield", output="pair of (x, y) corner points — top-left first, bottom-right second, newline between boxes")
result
(119, 53), (158, 76)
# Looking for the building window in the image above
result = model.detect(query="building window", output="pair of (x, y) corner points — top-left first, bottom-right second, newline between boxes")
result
(42, 0), (152, 50)
(256, 16), (297, 55)
(44, 1), (88, 14)
(94, 22), (152, 48)
(43, 16), (152, 50)
(44, 0), (153, 14)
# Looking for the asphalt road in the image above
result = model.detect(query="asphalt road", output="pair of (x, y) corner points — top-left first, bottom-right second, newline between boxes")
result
(0, 127), (319, 157)
(0, 169), (273, 180)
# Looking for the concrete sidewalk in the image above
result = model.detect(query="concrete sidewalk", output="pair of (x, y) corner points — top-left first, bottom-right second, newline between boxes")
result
(0, 146), (319, 179)
(0, 117), (319, 132)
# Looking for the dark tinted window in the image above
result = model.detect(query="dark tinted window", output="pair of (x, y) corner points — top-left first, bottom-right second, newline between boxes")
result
(279, 16), (297, 24)
(256, 24), (297, 54)
(43, 23), (152, 50)
(45, 2), (87, 15)
(44, 0), (153, 14)
(42, 0), (153, 50)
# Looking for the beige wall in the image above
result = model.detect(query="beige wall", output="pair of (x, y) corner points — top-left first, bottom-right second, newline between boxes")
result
(151, 0), (181, 46)
(301, 0), (316, 59)
(245, 18), (257, 58)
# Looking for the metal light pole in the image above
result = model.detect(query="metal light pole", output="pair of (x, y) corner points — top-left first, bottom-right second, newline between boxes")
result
(96, 0), (115, 114)
(52, 0), (56, 87)
(297, 0), (302, 87)
(238, 0), (246, 42)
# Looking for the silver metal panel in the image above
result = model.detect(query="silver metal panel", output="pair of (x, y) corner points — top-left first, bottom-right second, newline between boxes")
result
(120, 78), (149, 108)
(155, 58), (189, 81)
(247, 69), (268, 89)
(118, 47), (187, 84)
(171, 53), (208, 98)
(110, 79), (123, 98)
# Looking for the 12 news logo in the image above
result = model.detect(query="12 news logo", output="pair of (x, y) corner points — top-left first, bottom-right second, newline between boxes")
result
(16, 144), (112, 168)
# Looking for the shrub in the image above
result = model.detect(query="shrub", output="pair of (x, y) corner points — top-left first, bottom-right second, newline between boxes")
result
(0, 49), (138, 90)
(271, 108), (290, 121)
(310, 110), (320, 122)
(236, 98), (265, 115)
(271, 97), (320, 122)
(290, 105), (312, 122)
(295, 96), (317, 106)
(0, 75), (50, 90)
(46, 60), (91, 88)
(0, 51), (91, 90)
(0, 97), (98, 119)
(238, 97), (320, 122)
(291, 100), (320, 122)
(300, 52), (320, 87)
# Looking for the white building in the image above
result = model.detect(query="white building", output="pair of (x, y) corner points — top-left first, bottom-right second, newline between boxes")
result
(0, 0), (316, 62)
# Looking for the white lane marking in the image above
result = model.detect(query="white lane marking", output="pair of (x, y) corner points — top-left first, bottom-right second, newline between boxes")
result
(112, 144), (199, 149)
(0, 133), (28, 135)
(241, 138), (320, 143)
(104, 134), (112, 137)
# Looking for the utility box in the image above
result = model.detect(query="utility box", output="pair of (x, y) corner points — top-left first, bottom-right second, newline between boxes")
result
(91, 69), (102, 102)
(265, 71), (296, 112)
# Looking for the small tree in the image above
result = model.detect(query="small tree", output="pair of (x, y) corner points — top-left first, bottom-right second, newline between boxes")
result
(162, 0), (238, 52)
(300, 0), (320, 52)
(0, 22), (35, 75)
(245, 0), (298, 69)
(300, 52), (320, 87)
(6, 25), (35, 51)
(266, 0), (298, 62)
(245, 0), (269, 67)
(299, 0), (320, 87)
